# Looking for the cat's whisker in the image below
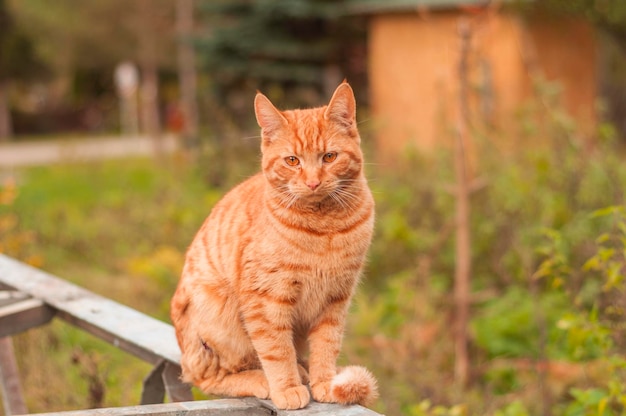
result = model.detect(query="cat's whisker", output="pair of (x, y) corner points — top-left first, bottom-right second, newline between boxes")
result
(278, 186), (301, 210)
(330, 188), (360, 211)
(276, 188), (299, 209)
(335, 193), (360, 209)
(241, 135), (262, 141)
(329, 191), (349, 211)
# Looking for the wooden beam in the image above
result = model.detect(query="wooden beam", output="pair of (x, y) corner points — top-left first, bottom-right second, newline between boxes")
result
(0, 337), (28, 415)
(141, 360), (167, 405)
(0, 254), (181, 366)
(28, 399), (263, 416)
(0, 255), (383, 415)
(162, 361), (193, 402)
(0, 291), (55, 337)
(25, 398), (382, 415)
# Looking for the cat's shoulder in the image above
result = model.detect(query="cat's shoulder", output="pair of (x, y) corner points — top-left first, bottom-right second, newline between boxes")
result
(214, 172), (265, 209)
(231, 172), (265, 195)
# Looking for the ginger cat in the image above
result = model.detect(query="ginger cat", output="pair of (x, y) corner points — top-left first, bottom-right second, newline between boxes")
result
(170, 82), (377, 410)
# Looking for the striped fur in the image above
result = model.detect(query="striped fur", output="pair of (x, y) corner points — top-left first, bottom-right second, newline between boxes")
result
(170, 82), (377, 410)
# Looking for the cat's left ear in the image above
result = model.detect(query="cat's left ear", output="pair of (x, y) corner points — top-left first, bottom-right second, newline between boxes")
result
(324, 81), (356, 130)
(255, 92), (287, 137)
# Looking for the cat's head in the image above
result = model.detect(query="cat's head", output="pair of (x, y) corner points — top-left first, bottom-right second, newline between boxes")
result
(254, 82), (364, 209)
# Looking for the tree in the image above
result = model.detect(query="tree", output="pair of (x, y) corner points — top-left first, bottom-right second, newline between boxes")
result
(197, 0), (366, 110)
(177, 0), (200, 151)
(134, 0), (173, 155)
(8, 0), (176, 141)
(0, 0), (47, 140)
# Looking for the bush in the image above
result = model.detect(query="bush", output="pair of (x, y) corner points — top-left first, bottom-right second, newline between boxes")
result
(4, 113), (626, 414)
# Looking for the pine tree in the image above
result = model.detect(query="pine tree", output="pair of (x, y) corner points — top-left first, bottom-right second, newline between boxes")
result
(0, 0), (48, 140)
(197, 0), (366, 108)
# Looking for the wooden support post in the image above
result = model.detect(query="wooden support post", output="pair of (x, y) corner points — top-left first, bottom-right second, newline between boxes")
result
(176, 0), (200, 152)
(453, 18), (472, 389)
(141, 360), (167, 405)
(0, 337), (28, 415)
(141, 360), (192, 404)
(0, 291), (55, 338)
(0, 255), (183, 367)
(163, 362), (193, 402)
(0, 256), (383, 414)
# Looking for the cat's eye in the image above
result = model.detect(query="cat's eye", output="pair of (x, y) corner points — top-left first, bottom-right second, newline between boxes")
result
(285, 156), (300, 166)
(323, 152), (337, 163)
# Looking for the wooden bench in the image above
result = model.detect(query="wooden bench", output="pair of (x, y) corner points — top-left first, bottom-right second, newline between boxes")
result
(0, 255), (381, 415)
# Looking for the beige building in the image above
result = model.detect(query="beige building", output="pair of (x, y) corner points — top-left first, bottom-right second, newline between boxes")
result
(353, 1), (597, 160)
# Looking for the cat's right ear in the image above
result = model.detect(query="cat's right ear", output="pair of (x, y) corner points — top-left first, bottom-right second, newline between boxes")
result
(254, 93), (287, 138)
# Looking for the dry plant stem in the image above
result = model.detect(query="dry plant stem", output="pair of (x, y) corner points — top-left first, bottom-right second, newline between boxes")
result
(454, 18), (472, 389)
(137, 0), (164, 160)
(529, 274), (552, 416)
(0, 337), (28, 415)
(176, 0), (200, 153)
(0, 81), (12, 141)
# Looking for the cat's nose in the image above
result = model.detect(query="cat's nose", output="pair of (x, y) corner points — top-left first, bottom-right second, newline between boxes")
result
(307, 180), (321, 191)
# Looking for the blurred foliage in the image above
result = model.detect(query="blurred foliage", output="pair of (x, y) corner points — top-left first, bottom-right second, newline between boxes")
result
(2, 83), (626, 415)
(4, 0), (175, 136)
(8, 0), (175, 73)
(3, 0), (626, 140)
(0, 0), (48, 83)
(196, 0), (367, 112)
(0, 157), (215, 412)
(524, 0), (626, 51)
(345, 76), (626, 414)
(0, 176), (42, 266)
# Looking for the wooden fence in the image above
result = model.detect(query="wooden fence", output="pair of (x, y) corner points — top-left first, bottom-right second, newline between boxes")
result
(0, 254), (381, 415)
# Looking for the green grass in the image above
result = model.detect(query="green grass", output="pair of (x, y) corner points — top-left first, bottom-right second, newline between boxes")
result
(2, 131), (626, 415)
(2, 157), (219, 412)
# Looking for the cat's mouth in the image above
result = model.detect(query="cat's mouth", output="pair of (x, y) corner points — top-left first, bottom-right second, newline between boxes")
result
(276, 181), (357, 211)
(294, 184), (357, 210)
(297, 188), (330, 202)
(276, 184), (331, 208)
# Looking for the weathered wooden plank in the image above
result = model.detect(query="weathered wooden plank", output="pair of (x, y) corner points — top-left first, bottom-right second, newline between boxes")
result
(0, 254), (181, 366)
(0, 292), (55, 337)
(140, 361), (168, 405)
(21, 399), (266, 416)
(140, 360), (192, 405)
(22, 398), (382, 416)
(0, 255), (383, 415)
(0, 337), (28, 415)
(261, 399), (384, 416)
(161, 361), (193, 402)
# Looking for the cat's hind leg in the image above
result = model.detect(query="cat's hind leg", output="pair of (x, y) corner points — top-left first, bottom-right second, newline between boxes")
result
(180, 341), (270, 400)
(196, 369), (270, 399)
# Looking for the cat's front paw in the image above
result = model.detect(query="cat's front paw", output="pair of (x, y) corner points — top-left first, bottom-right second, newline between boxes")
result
(311, 380), (334, 403)
(251, 380), (271, 400)
(245, 369), (271, 399)
(297, 363), (310, 384)
(271, 385), (311, 410)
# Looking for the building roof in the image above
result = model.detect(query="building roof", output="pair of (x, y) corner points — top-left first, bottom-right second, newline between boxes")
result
(346, 0), (497, 14)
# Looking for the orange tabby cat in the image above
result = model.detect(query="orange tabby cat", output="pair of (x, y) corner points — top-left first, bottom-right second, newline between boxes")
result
(170, 82), (377, 410)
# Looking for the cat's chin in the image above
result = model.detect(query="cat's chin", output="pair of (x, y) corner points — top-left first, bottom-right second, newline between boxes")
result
(286, 187), (329, 203)
(290, 195), (346, 213)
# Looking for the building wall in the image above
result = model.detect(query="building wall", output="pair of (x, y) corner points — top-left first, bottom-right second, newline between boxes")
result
(368, 10), (596, 161)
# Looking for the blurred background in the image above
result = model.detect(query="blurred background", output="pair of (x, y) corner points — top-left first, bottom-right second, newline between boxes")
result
(1, 0), (626, 415)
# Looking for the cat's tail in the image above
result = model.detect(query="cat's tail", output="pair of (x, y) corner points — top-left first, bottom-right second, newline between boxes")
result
(330, 365), (379, 406)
